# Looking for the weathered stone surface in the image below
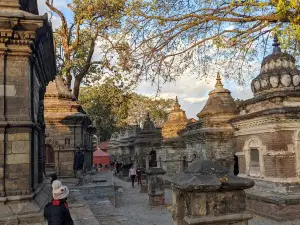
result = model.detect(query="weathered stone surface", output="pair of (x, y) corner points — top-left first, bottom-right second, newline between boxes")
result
(170, 160), (253, 225)
(45, 77), (95, 177)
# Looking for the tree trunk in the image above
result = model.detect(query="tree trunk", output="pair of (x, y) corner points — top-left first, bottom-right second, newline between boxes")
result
(73, 76), (82, 100)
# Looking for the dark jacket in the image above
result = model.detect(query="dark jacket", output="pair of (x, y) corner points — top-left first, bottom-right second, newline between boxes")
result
(74, 151), (84, 170)
(44, 199), (74, 225)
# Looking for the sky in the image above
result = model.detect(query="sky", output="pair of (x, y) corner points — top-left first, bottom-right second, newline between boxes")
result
(37, 0), (255, 119)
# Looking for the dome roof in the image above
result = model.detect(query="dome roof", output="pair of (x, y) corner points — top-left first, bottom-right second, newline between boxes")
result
(162, 97), (189, 139)
(197, 73), (238, 119)
(251, 35), (300, 96)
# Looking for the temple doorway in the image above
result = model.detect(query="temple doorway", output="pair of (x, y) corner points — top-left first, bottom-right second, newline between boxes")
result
(149, 150), (157, 167)
(45, 144), (55, 168)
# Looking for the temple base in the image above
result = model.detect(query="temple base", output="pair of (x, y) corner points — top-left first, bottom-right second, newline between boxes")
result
(246, 183), (300, 221)
(0, 182), (51, 225)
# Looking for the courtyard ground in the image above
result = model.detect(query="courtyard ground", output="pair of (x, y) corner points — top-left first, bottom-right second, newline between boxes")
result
(59, 172), (300, 225)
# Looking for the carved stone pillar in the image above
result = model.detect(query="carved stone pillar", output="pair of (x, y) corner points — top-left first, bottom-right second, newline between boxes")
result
(146, 167), (166, 206)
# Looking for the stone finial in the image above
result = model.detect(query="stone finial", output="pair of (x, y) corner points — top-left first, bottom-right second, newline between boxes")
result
(272, 34), (281, 54)
(215, 72), (223, 88)
(173, 96), (181, 109)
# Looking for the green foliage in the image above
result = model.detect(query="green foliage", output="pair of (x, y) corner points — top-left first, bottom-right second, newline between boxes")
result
(79, 80), (174, 141)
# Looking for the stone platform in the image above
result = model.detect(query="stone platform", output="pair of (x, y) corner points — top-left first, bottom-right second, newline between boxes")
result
(0, 182), (51, 225)
(246, 187), (300, 221)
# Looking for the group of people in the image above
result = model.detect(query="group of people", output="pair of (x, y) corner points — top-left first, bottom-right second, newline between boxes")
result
(129, 166), (142, 188)
(113, 161), (123, 175)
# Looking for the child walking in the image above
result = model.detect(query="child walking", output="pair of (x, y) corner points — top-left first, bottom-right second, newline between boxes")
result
(44, 180), (74, 225)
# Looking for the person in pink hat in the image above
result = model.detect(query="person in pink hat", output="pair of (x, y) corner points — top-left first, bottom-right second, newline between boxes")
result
(44, 180), (74, 225)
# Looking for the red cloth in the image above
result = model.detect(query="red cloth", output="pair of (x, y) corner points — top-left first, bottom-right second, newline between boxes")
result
(52, 200), (69, 209)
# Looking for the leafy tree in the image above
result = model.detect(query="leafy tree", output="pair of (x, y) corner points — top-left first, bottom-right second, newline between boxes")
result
(79, 80), (174, 141)
(79, 79), (131, 141)
(46, 0), (131, 99)
(124, 93), (174, 127)
(124, 0), (300, 85)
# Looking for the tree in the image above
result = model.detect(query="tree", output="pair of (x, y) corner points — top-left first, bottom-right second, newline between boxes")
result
(124, 93), (174, 127)
(46, 0), (131, 99)
(79, 78), (131, 141)
(79, 80), (174, 141)
(124, 0), (300, 85)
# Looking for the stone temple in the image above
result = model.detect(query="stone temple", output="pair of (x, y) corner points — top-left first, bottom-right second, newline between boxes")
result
(44, 77), (96, 177)
(108, 37), (300, 221)
(0, 0), (56, 223)
(231, 36), (300, 220)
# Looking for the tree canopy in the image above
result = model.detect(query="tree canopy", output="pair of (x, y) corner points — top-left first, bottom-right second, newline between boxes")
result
(79, 80), (174, 141)
(46, 0), (300, 97)
(46, 0), (130, 99)
(123, 0), (300, 85)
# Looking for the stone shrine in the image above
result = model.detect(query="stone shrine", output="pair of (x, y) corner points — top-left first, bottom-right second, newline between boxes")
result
(0, 0), (56, 223)
(230, 36), (300, 221)
(133, 113), (162, 168)
(44, 77), (96, 177)
(170, 160), (254, 225)
(158, 97), (189, 176)
(182, 74), (238, 169)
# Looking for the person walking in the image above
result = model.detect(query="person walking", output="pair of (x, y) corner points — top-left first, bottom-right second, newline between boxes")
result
(44, 180), (74, 225)
(136, 167), (142, 186)
(129, 166), (137, 188)
(74, 147), (84, 186)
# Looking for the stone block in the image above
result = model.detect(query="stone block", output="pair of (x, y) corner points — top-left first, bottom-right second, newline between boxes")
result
(6, 164), (30, 178)
(11, 140), (30, 154)
(5, 177), (30, 192)
(8, 133), (30, 141)
(149, 194), (165, 206)
(6, 154), (29, 164)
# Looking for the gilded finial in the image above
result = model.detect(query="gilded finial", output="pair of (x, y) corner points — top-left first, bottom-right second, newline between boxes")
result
(272, 34), (281, 54)
(215, 72), (223, 88)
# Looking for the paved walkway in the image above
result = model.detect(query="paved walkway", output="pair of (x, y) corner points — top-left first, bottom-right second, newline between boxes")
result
(51, 172), (300, 225)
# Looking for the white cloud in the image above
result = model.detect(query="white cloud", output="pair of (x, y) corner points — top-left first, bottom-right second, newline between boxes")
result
(184, 96), (208, 103)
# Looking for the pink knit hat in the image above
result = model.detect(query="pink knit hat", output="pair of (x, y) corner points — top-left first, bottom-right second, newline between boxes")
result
(52, 180), (69, 200)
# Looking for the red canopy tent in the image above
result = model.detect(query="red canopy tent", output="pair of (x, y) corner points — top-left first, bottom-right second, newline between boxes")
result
(93, 149), (110, 167)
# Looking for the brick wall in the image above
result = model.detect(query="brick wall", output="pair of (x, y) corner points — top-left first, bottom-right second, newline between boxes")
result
(264, 155), (296, 178)
(236, 131), (294, 153)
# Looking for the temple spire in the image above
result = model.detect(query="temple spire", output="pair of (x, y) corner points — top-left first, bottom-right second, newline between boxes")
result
(272, 34), (281, 54)
(173, 96), (181, 110)
(215, 72), (224, 88)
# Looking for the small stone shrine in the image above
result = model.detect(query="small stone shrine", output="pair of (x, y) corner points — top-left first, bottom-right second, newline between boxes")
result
(231, 36), (300, 221)
(170, 160), (254, 225)
(133, 113), (162, 169)
(0, 0), (56, 223)
(44, 77), (96, 177)
(182, 74), (238, 169)
(146, 167), (166, 206)
(159, 97), (189, 176)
